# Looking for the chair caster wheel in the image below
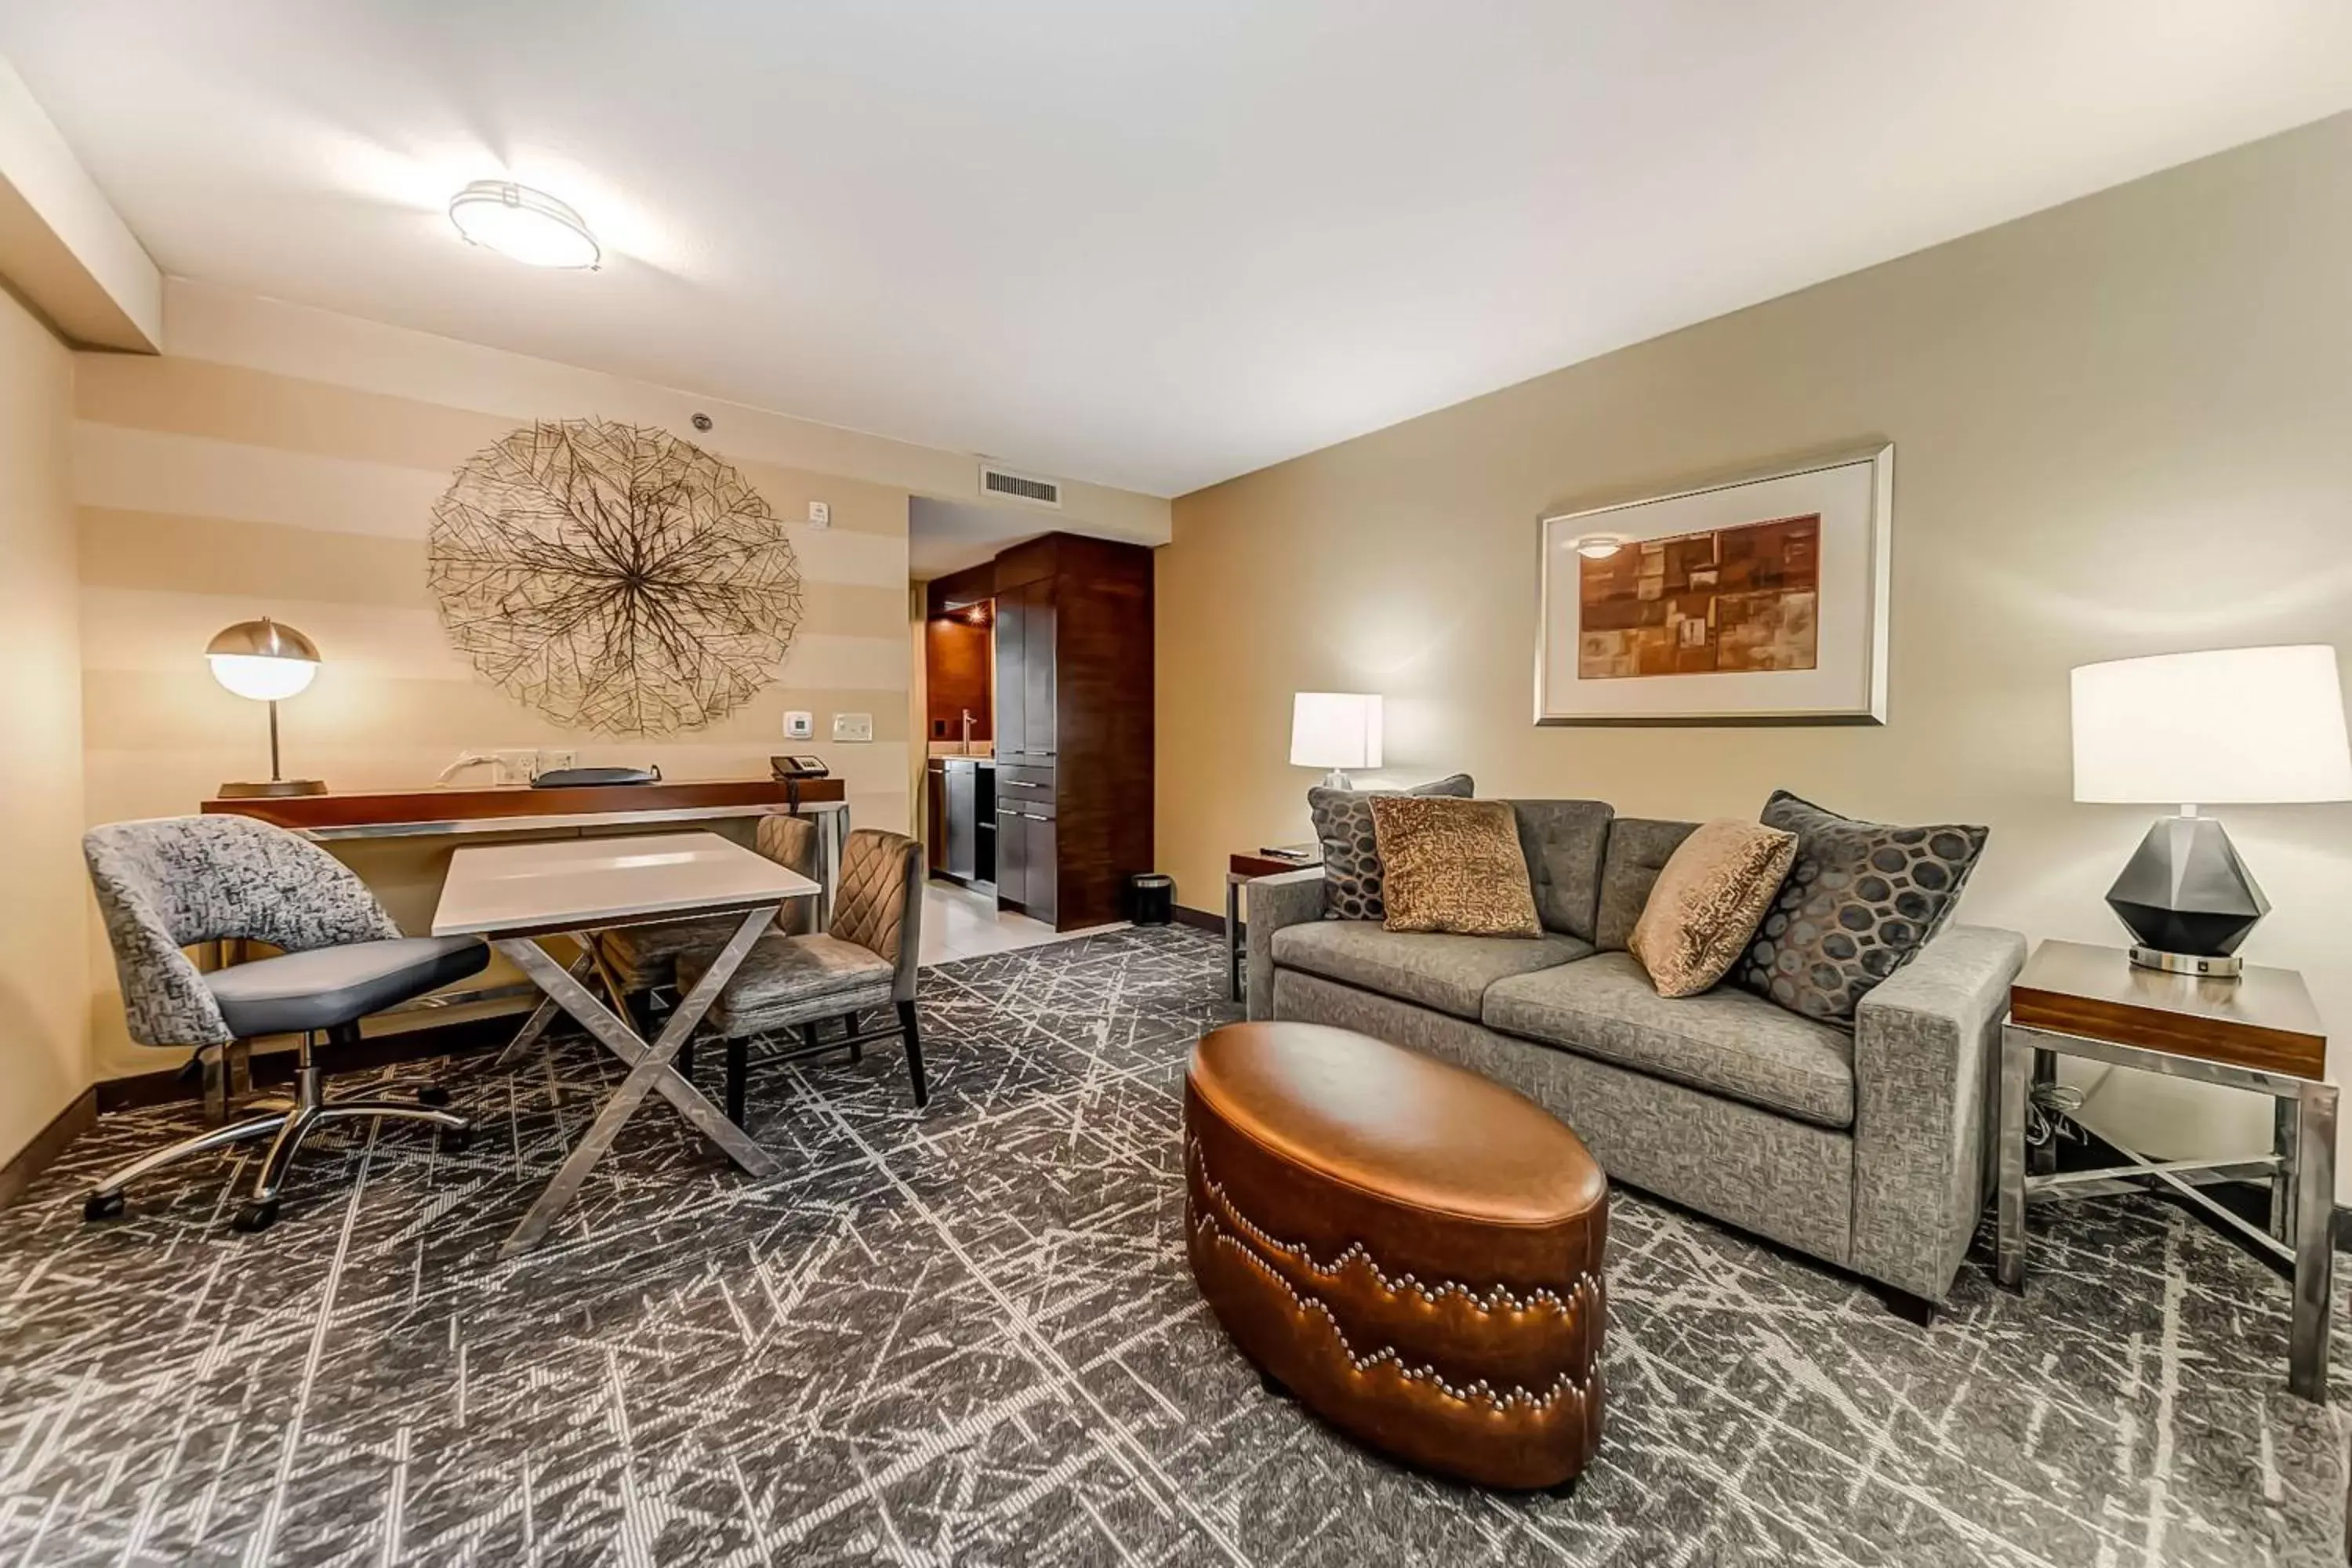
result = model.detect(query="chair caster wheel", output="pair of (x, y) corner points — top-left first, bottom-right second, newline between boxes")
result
(231, 1200), (279, 1234)
(82, 1191), (125, 1222)
(438, 1126), (470, 1154)
(416, 1084), (452, 1109)
(1545, 1474), (1583, 1501)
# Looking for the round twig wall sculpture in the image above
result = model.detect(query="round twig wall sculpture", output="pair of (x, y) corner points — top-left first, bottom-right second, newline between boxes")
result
(428, 419), (804, 735)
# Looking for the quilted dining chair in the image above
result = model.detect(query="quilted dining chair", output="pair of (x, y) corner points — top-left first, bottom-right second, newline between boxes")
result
(675, 827), (927, 1123)
(82, 815), (485, 1232)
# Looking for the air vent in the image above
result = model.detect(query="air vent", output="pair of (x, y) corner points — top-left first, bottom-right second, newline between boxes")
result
(980, 463), (1062, 509)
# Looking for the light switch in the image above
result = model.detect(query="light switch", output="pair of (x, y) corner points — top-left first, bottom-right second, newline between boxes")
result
(832, 712), (873, 742)
(782, 710), (815, 739)
(807, 500), (831, 528)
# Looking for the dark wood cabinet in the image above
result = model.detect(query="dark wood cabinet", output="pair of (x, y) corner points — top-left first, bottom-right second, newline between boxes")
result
(988, 533), (1152, 931)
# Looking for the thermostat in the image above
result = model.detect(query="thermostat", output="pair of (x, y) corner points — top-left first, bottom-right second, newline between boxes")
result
(782, 710), (815, 740)
(808, 500), (831, 528)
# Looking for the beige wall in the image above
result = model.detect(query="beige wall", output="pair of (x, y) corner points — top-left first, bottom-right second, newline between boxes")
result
(1160, 113), (2352, 1188)
(74, 281), (928, 1077)
(0, 282), (88, 1163)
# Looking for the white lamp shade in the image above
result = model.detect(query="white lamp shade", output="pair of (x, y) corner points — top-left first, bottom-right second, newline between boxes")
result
(1290, 692), (1384, 771)
(209, 653), (318, 702)
(2071, 644), (2352, 805)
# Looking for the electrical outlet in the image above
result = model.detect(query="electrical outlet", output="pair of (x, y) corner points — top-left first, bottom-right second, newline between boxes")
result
(782, 710), (815, 740)
(832, 712), (873, 742)
(492, 748), (537, 785)
(807, 500), (831, 528)
(538, 748), (577, 776)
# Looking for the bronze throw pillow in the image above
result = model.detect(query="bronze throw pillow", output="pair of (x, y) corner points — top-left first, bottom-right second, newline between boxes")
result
(1629, 819), (1798, 998)
(1369, 797), (1543, 938)
(1309, 773), (1475, 921)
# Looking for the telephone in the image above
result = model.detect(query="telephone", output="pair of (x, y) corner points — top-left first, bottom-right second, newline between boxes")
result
(771, 755), (830, 781)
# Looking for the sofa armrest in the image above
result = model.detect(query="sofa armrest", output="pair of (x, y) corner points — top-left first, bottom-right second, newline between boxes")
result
(1848, 924), (2027, 1301)
(1243, 869), (1326, 1020)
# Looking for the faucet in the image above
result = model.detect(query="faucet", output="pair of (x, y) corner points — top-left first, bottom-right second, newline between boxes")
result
(960, 709), (975, 753)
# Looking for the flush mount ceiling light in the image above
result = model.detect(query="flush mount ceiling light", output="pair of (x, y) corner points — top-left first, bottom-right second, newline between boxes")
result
(448, 180), (601, 269)
(1572, 534), (1624, 560)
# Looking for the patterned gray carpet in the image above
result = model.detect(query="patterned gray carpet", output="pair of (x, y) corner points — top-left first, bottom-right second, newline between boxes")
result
(0, 924), (2343, 1566)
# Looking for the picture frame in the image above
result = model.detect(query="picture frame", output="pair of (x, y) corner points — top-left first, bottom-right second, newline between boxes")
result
(1533, 443), (1893, 726)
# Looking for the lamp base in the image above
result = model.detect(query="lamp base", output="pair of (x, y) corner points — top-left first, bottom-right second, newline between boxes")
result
(2126, 945), (2245, 979)
(1319, 769), (1353, 790)
(217, 779), (328, 799)
(2105, 814), (2267, 977)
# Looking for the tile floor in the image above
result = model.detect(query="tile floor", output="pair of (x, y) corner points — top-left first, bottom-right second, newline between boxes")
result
(916, 877), (1123, 964)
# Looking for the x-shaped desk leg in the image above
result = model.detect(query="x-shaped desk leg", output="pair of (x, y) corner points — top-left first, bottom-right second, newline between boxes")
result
(496, 906), (781, 1257)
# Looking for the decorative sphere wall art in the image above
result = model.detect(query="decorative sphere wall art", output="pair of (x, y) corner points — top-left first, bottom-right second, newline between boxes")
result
(427, 419), (804, 735)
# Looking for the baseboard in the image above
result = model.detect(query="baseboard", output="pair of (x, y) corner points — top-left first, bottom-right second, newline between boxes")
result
(93, 1012), (522, 1114)
(1173, 904), (1225, 935)
(0, 1087), (98, 1208)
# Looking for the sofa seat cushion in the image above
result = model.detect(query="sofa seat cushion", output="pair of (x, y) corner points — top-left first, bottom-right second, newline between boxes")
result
(1483, 953), (1854, 1128)
(1271, 920), (1593, 1020)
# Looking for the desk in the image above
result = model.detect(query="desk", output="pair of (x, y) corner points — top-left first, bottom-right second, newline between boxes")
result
(434, 831), (820, 1256)
(205, 778), (853, 928)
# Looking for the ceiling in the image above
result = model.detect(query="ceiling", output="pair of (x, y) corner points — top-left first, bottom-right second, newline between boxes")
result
(7, 4), (2351, 498)
(908, 497), (1045, 583)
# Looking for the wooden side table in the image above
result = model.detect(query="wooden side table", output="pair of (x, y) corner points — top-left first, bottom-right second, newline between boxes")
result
(1996, 938), (2335, 1401)
(1225, 847), (1320, 1000)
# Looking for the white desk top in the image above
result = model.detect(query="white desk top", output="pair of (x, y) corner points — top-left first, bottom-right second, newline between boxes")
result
(432, 831), (820, 937)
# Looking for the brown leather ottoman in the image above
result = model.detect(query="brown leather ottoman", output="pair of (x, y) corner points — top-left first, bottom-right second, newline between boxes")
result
(1183, 1021), (1606, 1490)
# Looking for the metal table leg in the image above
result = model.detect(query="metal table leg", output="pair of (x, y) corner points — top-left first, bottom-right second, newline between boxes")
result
(1996, 1023), (2031, 1289)
(496, 905), (783, 1257)
(2289, 1083), (2337, 1403)
(2272, 1095), (2302, 1243)
(1225, 873), (1244, 1003)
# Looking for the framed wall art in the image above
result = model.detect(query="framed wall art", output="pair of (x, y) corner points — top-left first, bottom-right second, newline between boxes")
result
(1534, 443), (1892, 725)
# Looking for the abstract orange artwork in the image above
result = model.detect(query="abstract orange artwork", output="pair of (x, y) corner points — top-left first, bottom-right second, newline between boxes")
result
(1577, 514), (1820, 680)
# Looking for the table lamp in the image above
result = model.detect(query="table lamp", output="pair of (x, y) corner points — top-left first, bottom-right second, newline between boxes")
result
(207, 617), (328, 798)
(2071, 644), (2350, 976)
(1291, 692), (1382, 789)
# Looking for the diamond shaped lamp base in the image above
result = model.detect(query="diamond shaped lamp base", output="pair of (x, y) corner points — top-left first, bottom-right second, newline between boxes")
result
(2106, 815), (2268, 978)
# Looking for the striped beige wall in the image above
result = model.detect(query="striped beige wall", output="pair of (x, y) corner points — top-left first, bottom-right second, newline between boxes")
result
(75, 283), (926, 1076)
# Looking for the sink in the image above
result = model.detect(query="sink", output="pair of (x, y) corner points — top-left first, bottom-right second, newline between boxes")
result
(927, 740), (996, 758)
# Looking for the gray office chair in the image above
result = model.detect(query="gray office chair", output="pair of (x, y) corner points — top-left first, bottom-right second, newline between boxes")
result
(82, 815), (488, 1232)
(676, 827), (928, 1123)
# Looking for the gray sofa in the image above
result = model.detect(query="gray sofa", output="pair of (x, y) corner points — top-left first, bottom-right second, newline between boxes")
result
(1245, 801), (2026, 1307)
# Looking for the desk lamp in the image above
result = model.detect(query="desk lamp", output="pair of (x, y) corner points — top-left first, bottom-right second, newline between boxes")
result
(208, 617), (327, 798)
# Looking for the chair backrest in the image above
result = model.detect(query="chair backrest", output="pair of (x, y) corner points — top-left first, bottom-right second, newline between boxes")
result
(829, 828), (924, 1001)
(83, 815), (402, 1047)
(755, 811), (822, 938)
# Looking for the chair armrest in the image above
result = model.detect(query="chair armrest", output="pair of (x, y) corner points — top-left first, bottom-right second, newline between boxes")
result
(1849, 924), (2027, 1300)
(1243, 869), (1326, 1021)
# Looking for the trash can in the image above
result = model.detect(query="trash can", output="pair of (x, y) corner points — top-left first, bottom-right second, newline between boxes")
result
(1127, 872), (1174, 926)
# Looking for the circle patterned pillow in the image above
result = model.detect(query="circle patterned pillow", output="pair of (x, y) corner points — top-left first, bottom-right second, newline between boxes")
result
(1307, 774), (1475, 921)
(1734, 789), (1987, 1025)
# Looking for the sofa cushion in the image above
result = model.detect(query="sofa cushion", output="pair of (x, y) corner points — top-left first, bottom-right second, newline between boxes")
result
(1370, 796), (1541, 937)
(1628, 819), (1798, 997)
(1483, 952), (1854, 1128)
(1733, 789), (1990, 1025)
(1271, 920), (1594, 1020)
(1308, 774), (1475, 922)
(1594, 818), (1700, 951)
(1506, 800), (1613, 942)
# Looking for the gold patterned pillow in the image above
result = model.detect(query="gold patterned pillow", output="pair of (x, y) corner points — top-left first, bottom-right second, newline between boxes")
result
(1629, 819), (1798, 997)
(1368, 797), (1542, 938)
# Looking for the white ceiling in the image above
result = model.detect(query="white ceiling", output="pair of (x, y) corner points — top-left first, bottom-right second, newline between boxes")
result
(7, 3), (2351, 498)
(908, 497), (1046, 583)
